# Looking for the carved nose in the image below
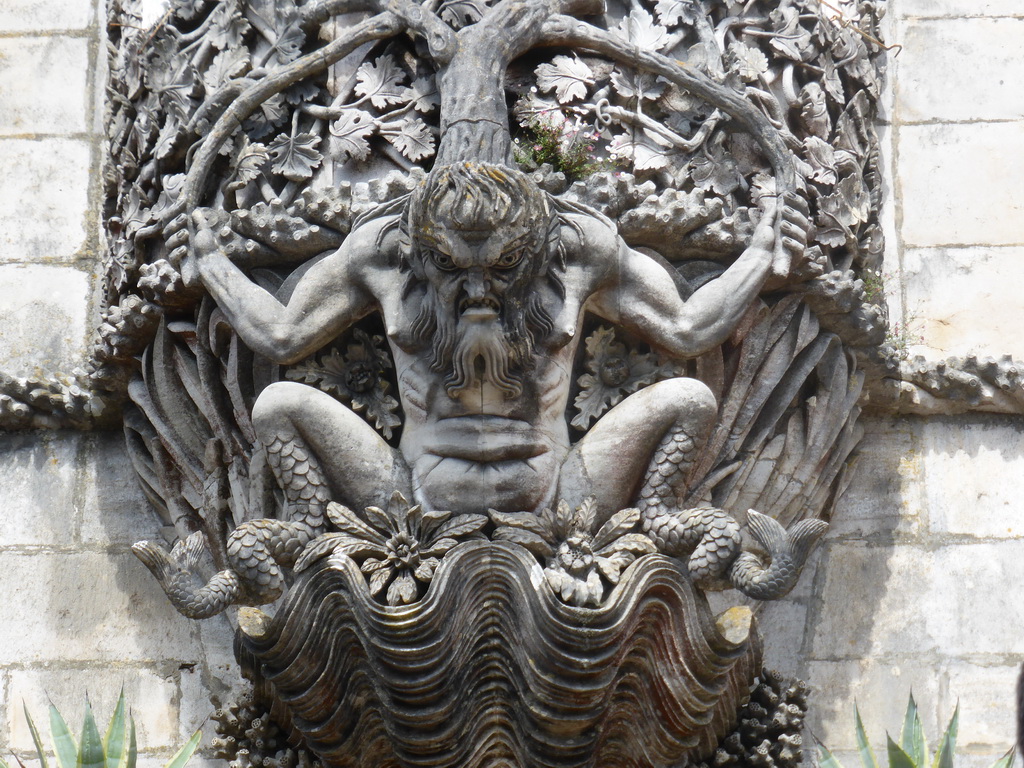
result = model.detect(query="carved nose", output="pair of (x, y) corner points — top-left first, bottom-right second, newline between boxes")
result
(464, 269), (489, 298)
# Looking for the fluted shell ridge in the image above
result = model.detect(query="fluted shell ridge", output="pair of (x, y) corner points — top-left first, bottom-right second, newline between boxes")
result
(241, 542), (762, 768)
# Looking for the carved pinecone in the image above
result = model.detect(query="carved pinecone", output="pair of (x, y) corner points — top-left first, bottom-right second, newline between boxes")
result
(212, 695), (322, 768)
(689, 669), (808, 768)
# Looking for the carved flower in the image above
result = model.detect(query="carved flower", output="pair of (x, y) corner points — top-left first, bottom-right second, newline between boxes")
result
(572, 326), (672, 429)
(286, 329), (401, 439)
(491, 499), (657, 607)
(296, 491), (488, 605)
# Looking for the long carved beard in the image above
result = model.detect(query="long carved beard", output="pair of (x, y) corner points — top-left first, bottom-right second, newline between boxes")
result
(447, 319), (523, 398)
(410, 286), (549, 400)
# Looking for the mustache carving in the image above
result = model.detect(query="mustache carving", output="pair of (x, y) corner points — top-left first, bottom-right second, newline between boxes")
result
(409, 283), (555, 400)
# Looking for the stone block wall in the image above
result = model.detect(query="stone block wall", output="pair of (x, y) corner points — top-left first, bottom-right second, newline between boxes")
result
(762, 1), (1024, 764)
(0, 1), (241, 763)
(2, 0), (1023, 766)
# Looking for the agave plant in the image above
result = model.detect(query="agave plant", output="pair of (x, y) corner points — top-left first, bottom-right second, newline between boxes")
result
(0, 690), (200, 768)
(818, 693), (1014, 768)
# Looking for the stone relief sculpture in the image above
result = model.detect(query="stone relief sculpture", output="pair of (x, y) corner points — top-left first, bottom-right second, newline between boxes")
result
(0, 0), (895, 764)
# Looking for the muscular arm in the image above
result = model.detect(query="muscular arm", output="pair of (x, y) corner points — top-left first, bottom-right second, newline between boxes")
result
(587, 202), (796, 358)
(191, 212), (394, 364)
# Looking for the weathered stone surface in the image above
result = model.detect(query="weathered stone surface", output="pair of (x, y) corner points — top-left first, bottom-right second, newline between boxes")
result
(899, 0), (1024, 18)
(805, 659), (943, 753)
(827, 418), (923, 539)
(902, 246), (1024, 359)
(810, 542), (939, 659)
(8, 668), (181, 750)
(0, 0), (92, 33)
(897, 19), (1024, 123)
(945, 661), (1020, 749)
(899, 123), (1024, 247)
(919, 417), (1024, 537)
(0, 432), (84, 548)
(0, 141), (91, 263)
(0, 552), (205, 664)
(0, 265), (89, 374)
(0, 37), (91, 135)
(79, 433), (165, 546)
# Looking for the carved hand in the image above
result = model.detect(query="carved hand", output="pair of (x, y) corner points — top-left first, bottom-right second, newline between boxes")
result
(770, 191), (811, 279)
(165, 208), (234, 288)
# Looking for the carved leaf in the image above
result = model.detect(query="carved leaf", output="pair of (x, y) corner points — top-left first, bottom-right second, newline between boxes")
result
(609, 130), (673, 171)
(431, 513), (488, 541)
(244, 93), (288, 140)
(803, 136), (838, 186)
(591, 507), (641, 550)
(203, 47), (250, 91)
(615, 9), (670, 51)
(654, 0), (701, 27)
(266, 10), (306, 66)
(535, 56), (594, 104)
(225, 141), (269, 193)
(268, 131), (323, 181)
(610, 68), (665, 101)
(408, 77), (440, 113)
(355, 56), (408, 110)
(208, 0), (250, 50)
(329, 109), (376, 162)
(381, 118), (435, 161)
(728, 42), (769, 82)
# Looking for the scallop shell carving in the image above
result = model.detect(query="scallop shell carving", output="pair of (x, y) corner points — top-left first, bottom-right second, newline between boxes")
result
(239, 541), (762, 768)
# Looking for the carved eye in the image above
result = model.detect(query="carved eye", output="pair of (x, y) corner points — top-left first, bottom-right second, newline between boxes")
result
(430, 249), (456, 271)
(495, 247), (525, 269)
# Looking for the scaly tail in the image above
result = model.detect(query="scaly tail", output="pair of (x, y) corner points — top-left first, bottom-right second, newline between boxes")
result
(134, 433), (332, 619)
(641, 506), (742, 586)
(133, 532), (242, 619)
(728, 511), (828, 600)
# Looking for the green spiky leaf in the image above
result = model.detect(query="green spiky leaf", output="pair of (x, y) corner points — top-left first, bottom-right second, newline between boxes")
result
(162, 728), (201, 768)
(77, 700), (105, 768)
(899, 693), (928, 766)
(103, 691), (127, 768)
(49, 704), (78, 768)
(886, 736), (917, 768)
(818, 742), (846, 768)
(124, 718), (137, 768)
(24, 703), (50, 768)
(855, 706), (879, 768)
(931, 704), (959, 768)
(989, 748), (1016, 768)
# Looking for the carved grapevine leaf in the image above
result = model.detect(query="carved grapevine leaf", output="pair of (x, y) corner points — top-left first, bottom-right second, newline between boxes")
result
(728, 42), (768, 83)
(203, 48), (250, 90)
(654, 0), (701, 27)
(408, 77), (440, 113)
(207, 0), (250, 50)
(380, 118), (436, 162)
(615, 9), (670, 51)
(330, 109), (376, 162)
(268, 131), (323, 181)
(535, 56), (595, 104)
(244, 93), (288, 139)
(355, 56), (408, 110)
(265, 8), (306, 66)
(609, 130), (673, 171)
(610, 68), (665, 101)
(225, 141), (269, 193)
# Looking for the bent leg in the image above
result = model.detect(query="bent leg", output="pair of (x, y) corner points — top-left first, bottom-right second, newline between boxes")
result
(252, 381), (412, 514)
(558, 377), (717, 524)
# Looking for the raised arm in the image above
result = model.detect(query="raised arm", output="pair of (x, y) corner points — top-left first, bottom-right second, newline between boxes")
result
(587, 198), (807, 359)
(187, 210), (390, 364)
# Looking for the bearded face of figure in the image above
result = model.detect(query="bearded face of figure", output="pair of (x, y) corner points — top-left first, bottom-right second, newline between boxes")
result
(405, 163), (559, 400)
